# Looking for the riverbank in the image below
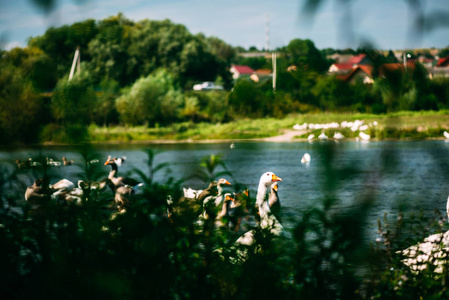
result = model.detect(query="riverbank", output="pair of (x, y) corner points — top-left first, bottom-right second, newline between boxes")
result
(84, 111), (449, 144)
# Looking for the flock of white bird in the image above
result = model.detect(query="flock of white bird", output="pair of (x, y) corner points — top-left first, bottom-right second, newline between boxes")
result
(293, 119), (378, 142)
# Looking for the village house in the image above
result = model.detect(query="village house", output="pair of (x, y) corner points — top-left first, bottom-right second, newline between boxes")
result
(430, 56), (449, 78)
(328, 54), (372, 76)
(230, 64), (255, 80)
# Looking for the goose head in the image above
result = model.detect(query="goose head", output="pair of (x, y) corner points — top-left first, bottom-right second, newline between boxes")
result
(259, 172), (282, 187)
(256, 172), (282, 207)
(217, 178), (231, 187)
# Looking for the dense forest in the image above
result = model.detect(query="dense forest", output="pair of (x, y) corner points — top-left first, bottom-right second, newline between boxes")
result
(1, 13), (449, 144)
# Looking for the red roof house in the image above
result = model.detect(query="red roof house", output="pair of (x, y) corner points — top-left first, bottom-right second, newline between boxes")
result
(230, 65), (255, 79)
(436, 56), (449, 67)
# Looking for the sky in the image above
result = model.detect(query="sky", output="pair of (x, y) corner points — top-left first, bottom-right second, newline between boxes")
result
(1, 0), (448, 51)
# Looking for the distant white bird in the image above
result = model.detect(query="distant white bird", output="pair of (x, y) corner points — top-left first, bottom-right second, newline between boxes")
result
(444, 131), (449, 139)
(359, 132), (370, 141)
(230, 142), (235, 149)
(318, 132), (328, 140)
(301, 153), (311, 164)
(307, 134), (315, 141)
(333, 132), (345, 140)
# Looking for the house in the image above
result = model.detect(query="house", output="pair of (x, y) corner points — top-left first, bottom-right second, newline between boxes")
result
(379, 63), (416, 75)
(346, 54), (370, 66)
(328, 54), (372, 75)
(430, 56), (449, 78)
(340, 65), (374, 84)
(230, 65), (255, 80)
(326, 54), (354, 63)
(436, 56), (449, 67)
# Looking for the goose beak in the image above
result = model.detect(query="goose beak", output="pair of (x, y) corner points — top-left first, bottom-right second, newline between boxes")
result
(104, 160), (110, 165)
(273, 184), (278, 192)
(225, 180), (231, 185)
(271, 174), (282, 182)
(226, 195), (234, 201)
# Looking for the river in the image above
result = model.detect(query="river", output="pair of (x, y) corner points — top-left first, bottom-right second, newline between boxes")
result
(2, 140), (449, 239)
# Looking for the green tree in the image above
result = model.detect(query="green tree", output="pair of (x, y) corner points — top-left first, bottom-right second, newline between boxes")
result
(92, 78), (120, 126)
(284, 38), (329, 73)
(0, 63), (41, 143)
(228, 79), (269, 117)
(3, 47), (57, 92)
(28, 19), (98, 79)
(51, 68), (97, 125)
(115, 69), (182, 126)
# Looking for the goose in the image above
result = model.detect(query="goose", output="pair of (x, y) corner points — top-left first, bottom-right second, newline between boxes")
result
(104, 156), (140, 188)
(215, 193), (235, 227)
(50, 178), (75, 192)
(230, 142), (235, 149)
(46, 157), (61, 167)
(444, 131), (449, 139)
(359, 132), (370, 141)
(333, 132), (345, 140)
(63, 179), (109, 206)
(62, 156), (74, 166)
(200, 179), (231, 222)
(213, 178), (231, 206)
(25, 178), (51, 206)
(318, 132), (328, 140)
(168, 181), (219, 223)
(16, 159), (32, 169)
(235, 172), (283, 247)
(301, 153), (311, 164)
(268, 182), (281, 222)
(307, 134), (315, 141)
(183, 187), (203, 199)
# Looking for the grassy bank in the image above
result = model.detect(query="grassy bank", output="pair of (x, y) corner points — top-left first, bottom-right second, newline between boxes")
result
(85, 110), (449, 143)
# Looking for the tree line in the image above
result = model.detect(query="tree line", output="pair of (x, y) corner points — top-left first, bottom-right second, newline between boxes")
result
(1, 13), (448, 144)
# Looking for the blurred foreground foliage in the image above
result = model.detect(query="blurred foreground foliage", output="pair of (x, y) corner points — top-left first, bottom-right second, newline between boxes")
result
(2, 145), (449, 299)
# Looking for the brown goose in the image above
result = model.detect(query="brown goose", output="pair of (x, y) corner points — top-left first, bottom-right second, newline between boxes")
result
(104, 156), (140, 188)
(215, 193), (235, 227)
(167, 181), (219, 223)
(25, 178), (49, 206)
(268, 182), (281, 222)
(62, 156), (74, 166)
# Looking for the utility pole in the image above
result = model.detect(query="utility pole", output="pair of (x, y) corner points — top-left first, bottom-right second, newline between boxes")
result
(68, 46), (80, 81)
(265, 14), (270, 52)
(272, 52), (276, 92)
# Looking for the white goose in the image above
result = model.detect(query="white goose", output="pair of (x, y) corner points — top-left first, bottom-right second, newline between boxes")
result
(318, 132), (328, 140)
(234, 172), (283, 247)
(301, 153), (311, 164)
(333, 132), (345, 140)
(359, 131), (370, 141)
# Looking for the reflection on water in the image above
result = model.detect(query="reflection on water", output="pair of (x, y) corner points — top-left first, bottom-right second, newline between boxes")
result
(1, 140), (449, 238)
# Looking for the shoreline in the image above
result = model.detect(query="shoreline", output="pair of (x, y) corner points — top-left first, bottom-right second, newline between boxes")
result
(40, 129), (449, 146)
